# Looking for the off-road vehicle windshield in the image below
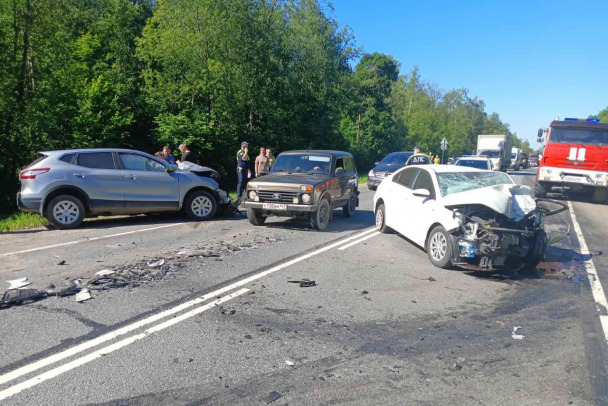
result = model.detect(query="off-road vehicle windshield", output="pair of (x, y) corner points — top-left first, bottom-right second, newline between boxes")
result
(271, 153), (332, 175)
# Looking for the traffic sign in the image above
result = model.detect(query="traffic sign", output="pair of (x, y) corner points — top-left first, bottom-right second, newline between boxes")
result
(440, 137), (448, 151)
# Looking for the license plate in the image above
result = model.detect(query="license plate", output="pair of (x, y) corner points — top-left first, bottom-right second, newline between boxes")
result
(564, 176), (584, 183)
(263, 203), (287, 210)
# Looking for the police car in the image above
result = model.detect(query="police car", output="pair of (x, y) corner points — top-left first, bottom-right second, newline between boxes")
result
(452, 155), (492, 170)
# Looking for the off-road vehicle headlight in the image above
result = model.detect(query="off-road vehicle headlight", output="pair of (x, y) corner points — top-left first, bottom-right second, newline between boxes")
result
(248, 190), (257, 200)
(301, 193), (311, 204)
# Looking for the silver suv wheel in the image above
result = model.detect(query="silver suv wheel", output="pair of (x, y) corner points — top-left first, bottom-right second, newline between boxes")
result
(53, 200), (80, 225)
(191, 195), (213, 217)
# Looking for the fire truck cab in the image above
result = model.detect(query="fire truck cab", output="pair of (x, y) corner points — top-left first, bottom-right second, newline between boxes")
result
(536, 118), (608, 203)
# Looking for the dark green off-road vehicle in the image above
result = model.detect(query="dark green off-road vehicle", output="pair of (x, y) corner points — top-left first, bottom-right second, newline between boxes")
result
(243, 150), (359, 230)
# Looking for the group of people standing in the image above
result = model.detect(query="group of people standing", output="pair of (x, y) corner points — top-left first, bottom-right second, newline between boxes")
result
(155, 144), (198, 165)
(236, 141), (276, 199)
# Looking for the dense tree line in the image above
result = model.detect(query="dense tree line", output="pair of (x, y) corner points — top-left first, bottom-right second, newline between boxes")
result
(0, 0), (514, 213)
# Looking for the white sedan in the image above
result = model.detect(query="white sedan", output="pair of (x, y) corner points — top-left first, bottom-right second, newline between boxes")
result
(373, 165), (558, 271)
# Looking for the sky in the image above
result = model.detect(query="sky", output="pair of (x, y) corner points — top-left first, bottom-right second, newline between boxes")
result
(329, 0), (608, 148)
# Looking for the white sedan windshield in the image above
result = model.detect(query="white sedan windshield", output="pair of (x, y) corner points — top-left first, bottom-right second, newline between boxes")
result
(437, 172), (513, 196)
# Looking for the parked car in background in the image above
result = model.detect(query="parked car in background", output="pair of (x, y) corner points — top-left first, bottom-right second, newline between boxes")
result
(452, 155), (492, 170)
(373, 165), (566, 271)
(18, 149), (231, 229)
(244, 150), (358, 231)
(367, 151), (413, 190)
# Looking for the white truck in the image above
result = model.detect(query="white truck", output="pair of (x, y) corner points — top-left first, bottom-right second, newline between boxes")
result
(511, 147), (521, 171)
(476, 134), (513, 172)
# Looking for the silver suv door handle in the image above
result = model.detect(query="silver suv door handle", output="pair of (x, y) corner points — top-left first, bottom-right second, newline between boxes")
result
(125, 174), (136, 180)
(73, 173), (85, 178)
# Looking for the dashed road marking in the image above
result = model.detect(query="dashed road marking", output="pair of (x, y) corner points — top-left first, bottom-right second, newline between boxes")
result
(568, 201), (608, 343)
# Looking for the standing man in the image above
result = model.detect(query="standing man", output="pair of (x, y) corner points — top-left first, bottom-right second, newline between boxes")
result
(266, 147), (276, 173)
(177, 144), (198, 165)
(162, 146), (176, 165)
(405, 146), (431, 166)
(236, 141), (250, 200)
(255, 146), (269, 177)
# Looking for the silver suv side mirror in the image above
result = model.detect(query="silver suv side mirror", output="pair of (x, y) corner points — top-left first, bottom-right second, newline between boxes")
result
(167, 164), (178, 172)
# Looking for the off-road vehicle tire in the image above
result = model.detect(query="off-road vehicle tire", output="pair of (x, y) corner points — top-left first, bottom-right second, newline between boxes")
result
(343, 191), (357, 217)
(247, 208), (266, 226)
(426, 225), (452, 269)
(311, 198), (330, 231)
(534, 181), (548, 198)
(46, 194), (85, 230)
(184, 190), (217, 221)
(375, 203), (390, 233)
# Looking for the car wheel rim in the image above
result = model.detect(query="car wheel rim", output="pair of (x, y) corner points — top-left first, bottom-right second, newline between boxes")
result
(53, 201), (80, 225)
(430, 232), (447, 261)
(192, 196), (212, 217)
(375, 208), (384, 229)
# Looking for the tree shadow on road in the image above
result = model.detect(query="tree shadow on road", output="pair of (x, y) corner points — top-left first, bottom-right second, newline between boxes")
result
(262, 209), (375, 233)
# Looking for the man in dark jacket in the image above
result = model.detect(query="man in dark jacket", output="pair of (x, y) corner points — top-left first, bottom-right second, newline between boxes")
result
(405, 146), (431, 166)
(177, 144), (198, 164)
(236, 141), (251, 200)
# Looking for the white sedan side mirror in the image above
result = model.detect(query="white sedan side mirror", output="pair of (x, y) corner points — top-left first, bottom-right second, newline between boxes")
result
(413, 188), (431, 198)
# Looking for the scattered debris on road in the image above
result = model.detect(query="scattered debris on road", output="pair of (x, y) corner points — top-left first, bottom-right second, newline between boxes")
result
(261, 391), (282, 404)
(147, 259), (165, 268)
(95, 269), (116, 277)
(176, 247), (190, 255)
(7, 278), (31, 289)
(285, 359), (296, 366)
(288, 278), (316, 287)
(427, 276), (437, 282)
(512, 326), (525, 339)
(2, 288), (46, 305)
(75, 288), (92, 302)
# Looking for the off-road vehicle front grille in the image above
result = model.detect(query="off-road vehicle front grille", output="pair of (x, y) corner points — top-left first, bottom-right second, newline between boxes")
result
(258, 191), (299, 203)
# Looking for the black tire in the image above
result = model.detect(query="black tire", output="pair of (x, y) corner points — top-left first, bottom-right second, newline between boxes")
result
(425, 225), (452, 269)
(592, 188), (607, 204)
(247, 208), (266, 226)
(374, 203), (390, 233)
(534, 181), (548, 198)
(311, 198), (331, 231)
(184, 190), (217, 221)
(46, 194), (85, 230)
(343, 191), (357, 217)
(368, 185), (377, 191)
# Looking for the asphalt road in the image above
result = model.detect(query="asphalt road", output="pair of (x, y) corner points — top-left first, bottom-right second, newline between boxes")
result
(0, 168), (608, 405)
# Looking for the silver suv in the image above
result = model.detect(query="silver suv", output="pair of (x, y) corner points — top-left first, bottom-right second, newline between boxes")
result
(18, 148), (230, 229)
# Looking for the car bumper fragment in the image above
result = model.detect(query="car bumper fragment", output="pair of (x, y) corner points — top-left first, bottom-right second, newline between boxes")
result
(17, 193), (41, 213)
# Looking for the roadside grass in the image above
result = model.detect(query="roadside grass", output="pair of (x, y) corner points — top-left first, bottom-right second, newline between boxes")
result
(229, 191), (237, 200)
(358, 174), (368, 185)
(0, 212), (48, 232)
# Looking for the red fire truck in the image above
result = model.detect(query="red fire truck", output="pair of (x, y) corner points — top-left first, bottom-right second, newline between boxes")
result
(536, 118), (608, 203)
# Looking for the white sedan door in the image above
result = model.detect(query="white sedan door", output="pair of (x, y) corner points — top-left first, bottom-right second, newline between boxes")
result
(406, 169), (443, 247)
(383, 167), (419, 236)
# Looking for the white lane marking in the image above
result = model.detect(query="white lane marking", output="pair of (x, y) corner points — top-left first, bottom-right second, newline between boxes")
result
(0, 227), (375, 387)
(568, 201), (608, 343)
(0, 223), (185, 257)
(0, 289), (250, 401)
(337, 232), (380, 251)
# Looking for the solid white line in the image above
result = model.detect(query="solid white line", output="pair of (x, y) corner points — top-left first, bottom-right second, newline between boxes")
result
(0, 289), (250, 401)
(567, 201), (608, 343)
(338, 232), (380, 251)
(0, 227), (375, 388)
(0, 223), (185, 257)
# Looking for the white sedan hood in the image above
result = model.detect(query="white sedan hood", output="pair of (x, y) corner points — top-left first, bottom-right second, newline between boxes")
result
(442, 184), (536, 221)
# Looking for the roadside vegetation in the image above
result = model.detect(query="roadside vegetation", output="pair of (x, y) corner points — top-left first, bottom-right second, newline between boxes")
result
(4, 0), (596, 219)
(0, 212), (48, 232)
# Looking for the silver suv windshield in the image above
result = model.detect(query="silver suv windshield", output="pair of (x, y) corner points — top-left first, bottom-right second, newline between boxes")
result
(438, 171), (512, 196)
(272, 154), (332, 175)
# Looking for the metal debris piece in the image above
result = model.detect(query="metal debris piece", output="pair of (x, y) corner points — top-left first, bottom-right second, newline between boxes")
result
(57, 260), (66, 265)
(512, 326), (525, 340)
(75, 289), (92, 302)
(176, 247), (190, 255)
(95, 269), (116, 277)
(427, 276), (437, 282)
(288, 278), (316, 287)
(147, 259), (165, 268)
(46, 279), (80, 297)
(2, 289), (46, 305)
(285, 360), (296, 366)
(261, 391), (282, 404)
(7, 278), (31, 289)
